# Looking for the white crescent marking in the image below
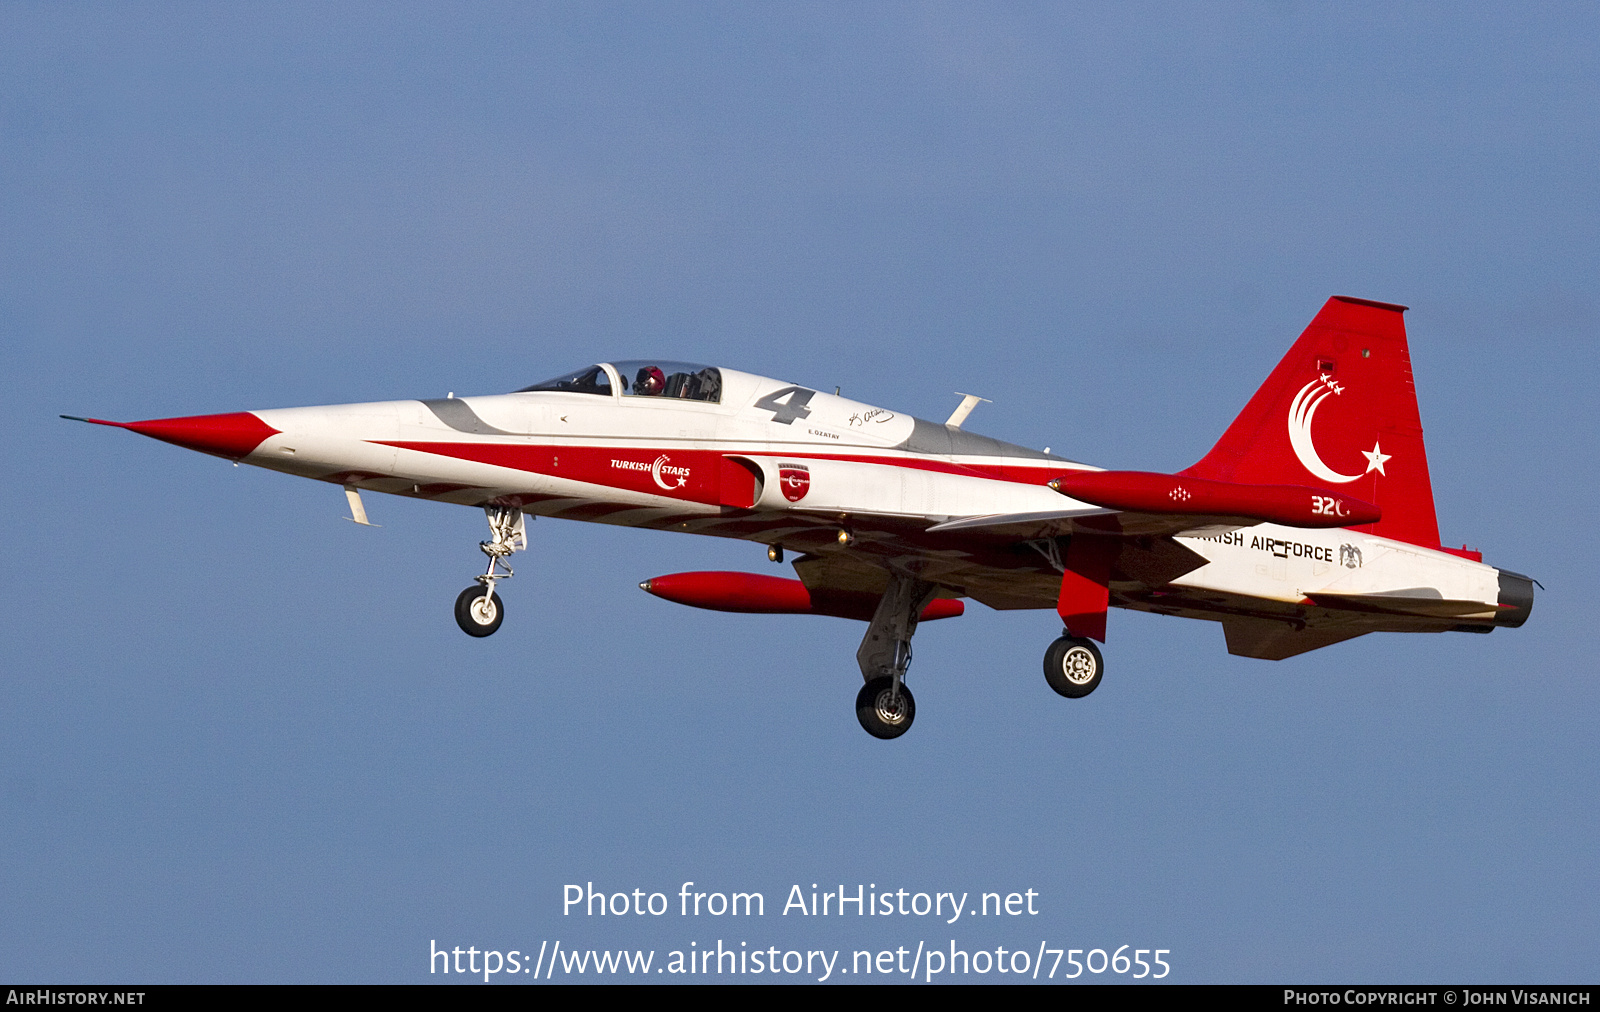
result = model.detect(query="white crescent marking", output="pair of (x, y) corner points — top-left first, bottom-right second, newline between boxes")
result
(1287, 378), (1363, 484)
(651, 454), (674, 490)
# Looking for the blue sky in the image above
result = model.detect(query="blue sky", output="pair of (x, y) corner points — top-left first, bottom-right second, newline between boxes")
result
(2, 2), (1596, 983)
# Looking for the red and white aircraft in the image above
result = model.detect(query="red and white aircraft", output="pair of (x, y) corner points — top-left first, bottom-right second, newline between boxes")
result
(69, 297), (1533, 738)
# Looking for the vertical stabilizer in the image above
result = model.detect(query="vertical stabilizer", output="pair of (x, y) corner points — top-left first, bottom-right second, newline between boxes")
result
(1181, 297), (1441, 548)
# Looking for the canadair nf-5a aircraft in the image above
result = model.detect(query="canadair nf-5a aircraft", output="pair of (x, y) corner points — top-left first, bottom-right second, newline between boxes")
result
(69, 297), (1533, 739)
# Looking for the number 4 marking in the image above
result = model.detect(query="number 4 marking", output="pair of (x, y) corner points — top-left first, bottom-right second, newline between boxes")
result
(754, 385), (816, 425)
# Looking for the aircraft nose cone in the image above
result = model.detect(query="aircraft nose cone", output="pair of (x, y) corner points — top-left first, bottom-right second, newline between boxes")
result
(107, 412), (280, 459)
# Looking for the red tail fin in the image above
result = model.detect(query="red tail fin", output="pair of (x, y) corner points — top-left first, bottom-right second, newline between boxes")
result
(1180, 296), (1441, 549)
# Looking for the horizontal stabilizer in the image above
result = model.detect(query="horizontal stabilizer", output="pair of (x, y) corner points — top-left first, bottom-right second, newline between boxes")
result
(1306, 591), (1498, 619)
(1223, 618), (1369, 660)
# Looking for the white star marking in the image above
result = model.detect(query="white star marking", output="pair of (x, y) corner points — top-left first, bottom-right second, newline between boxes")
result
(1361, 440), (1391, 476)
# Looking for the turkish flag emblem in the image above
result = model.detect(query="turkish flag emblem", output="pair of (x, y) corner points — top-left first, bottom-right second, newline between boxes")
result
(778, 464), (810, 502)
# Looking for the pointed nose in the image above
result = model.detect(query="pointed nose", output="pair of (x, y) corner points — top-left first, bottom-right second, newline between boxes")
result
(84, 412), (280, 460)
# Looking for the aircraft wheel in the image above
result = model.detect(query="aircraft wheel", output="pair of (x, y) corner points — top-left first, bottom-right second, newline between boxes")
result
(455, 586), (504, 637)
(856, 677), (916, 739)
(1043, 636), (1103, 698)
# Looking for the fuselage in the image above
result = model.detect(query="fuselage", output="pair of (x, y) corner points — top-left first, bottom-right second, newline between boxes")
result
(250, 367), (1073, 523)
(76, 297), (1535, 738)
(220, 361), (1518, 639)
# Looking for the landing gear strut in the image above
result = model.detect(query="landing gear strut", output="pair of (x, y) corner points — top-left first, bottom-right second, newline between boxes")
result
(1043, 633), (1104, 697)
(854, 572), (937, 739)
(454, 505), (526, 638)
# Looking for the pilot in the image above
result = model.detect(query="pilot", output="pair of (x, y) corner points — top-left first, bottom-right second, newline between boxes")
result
(633, 365), (665, 396)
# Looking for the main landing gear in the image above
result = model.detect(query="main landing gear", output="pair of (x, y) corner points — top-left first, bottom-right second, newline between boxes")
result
(1043, 633), (1104, 698)
(454, 505), (526, 638)
(854, 573), (937, 739)
(857, 677), (915, 740)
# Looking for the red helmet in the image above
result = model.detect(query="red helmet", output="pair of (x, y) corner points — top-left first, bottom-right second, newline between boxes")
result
(635, 366), (665, 395)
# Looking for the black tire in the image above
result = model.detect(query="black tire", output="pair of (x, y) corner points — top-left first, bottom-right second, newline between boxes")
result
(455, 585), (504, 637)
(856, 676), (916, 739)
(1043, 636), (1103, 698)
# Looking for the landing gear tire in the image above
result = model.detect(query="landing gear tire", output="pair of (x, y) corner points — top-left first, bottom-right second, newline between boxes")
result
(1044, 636), (1103, 698)
(455, 585), (504, 637)
(856, 677), (916, 739)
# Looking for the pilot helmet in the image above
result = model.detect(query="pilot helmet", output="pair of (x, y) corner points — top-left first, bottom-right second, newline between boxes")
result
(635, 366), (665, 395)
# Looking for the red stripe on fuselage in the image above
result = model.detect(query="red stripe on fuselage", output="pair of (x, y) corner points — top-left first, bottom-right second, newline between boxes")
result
(741, 450), (1064, 485)
(376, 440), (1067, 500)
(380, 441), (726, 504)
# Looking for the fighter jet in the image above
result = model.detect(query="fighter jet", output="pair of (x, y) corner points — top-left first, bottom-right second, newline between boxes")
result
(67, 297), (1534, 738)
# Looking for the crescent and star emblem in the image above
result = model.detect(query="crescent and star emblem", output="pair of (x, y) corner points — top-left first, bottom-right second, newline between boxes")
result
(1287, 376), (1392, 484)
(651, 454), (687, 490)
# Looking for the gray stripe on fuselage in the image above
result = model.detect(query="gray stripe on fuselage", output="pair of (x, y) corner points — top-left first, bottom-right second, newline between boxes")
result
(420, 398), (519, 436)
(898, 416), (1074, 462)
(419, 398), (1068, 460)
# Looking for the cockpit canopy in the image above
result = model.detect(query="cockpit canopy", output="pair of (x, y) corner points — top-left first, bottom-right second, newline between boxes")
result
(518, 361), (722, 403)
(518, 364), (613, 395)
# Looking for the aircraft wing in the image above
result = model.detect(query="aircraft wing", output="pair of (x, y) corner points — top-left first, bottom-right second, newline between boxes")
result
(1220, 619), (1371, 660)
(792, 551), (902, 602)
(771, 509), (1207, 616)
(921, 523), (1215, 613)
(782, 551), (969, 616)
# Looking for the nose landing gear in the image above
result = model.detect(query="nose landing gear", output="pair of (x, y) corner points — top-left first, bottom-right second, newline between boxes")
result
(455, 585), (504, 637)
(454, 505), (526, 638)
(854, 573), (937, 739)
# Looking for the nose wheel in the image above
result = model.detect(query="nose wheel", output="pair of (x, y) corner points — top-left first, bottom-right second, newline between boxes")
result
(1043, 634), (1103, 697)
(455, 585), (504, 637)
(453, 505), (525, 638)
